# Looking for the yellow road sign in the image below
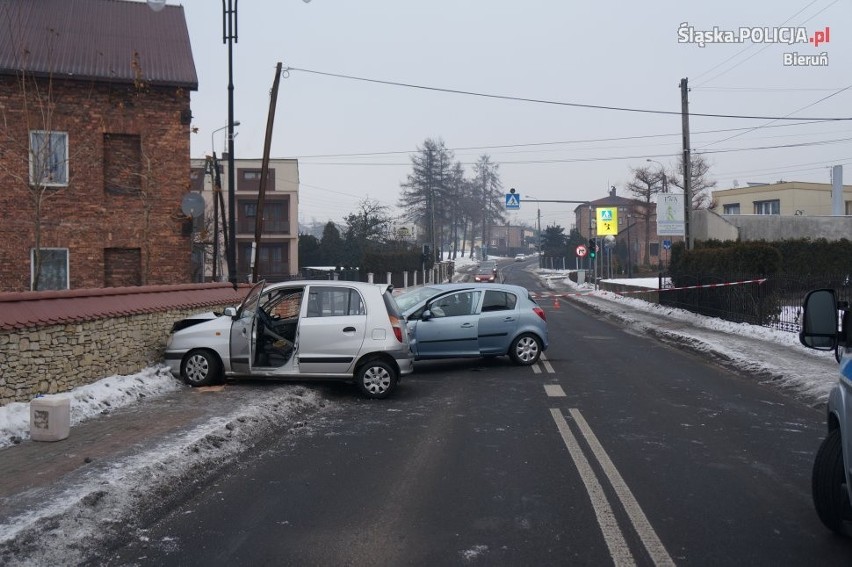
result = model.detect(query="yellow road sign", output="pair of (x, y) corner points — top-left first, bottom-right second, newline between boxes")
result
(596, 207), (618, 235)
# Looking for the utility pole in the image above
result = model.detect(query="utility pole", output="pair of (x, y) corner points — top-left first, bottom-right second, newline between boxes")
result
(680, 77), (692, 250)
(251, 62), (283, 284)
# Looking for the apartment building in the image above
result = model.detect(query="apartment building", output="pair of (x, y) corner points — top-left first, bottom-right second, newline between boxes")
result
(190, 157), (300, 282)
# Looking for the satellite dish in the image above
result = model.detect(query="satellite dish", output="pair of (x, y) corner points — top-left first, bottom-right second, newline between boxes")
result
(181, 193), (205, 218)
(147, 0), (167, 12)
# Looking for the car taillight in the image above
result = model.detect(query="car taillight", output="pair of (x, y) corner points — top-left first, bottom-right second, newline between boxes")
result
(533, 307), (546, 321)
(389, 314), (404, 342)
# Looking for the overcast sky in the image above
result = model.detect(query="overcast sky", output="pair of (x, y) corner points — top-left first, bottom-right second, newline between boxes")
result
(170, 0), (851, 230)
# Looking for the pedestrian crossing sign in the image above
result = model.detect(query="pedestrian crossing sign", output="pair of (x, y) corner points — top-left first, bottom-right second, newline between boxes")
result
(505, 193), (520, 209)
(596, 207), (618, 235)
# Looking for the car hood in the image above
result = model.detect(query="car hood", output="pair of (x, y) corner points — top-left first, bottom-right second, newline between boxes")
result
(171, 311), (231, 334)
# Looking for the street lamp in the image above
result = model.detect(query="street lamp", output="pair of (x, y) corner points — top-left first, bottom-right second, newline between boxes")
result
(211, 121), (240, 158)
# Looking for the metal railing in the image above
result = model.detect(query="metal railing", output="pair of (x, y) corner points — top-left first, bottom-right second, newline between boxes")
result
(659, 272), (852, 333)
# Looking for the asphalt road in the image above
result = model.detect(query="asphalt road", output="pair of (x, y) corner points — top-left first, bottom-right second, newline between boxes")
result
(99, 260), (852, 566)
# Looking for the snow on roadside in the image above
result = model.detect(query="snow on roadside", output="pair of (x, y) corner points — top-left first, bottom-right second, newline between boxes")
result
(0, 365), (183, 449)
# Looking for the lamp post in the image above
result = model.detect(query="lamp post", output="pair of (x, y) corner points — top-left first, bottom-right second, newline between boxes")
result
(222, 1), (239, 284)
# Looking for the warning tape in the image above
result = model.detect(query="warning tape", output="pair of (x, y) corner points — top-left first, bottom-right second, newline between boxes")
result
(532, 278), (767, 299)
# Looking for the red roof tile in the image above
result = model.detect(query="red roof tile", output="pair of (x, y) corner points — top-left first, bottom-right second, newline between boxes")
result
(0, 0), (198, 89)
(0, 283), (251, 331)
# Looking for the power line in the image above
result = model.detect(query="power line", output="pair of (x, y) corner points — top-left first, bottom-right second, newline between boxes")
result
(285, 66), (852, 121)
(290, 120), (832, 160)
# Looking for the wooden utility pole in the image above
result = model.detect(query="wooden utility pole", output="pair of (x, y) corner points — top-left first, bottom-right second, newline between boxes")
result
(680, 77), (692, 250)
(252, 62), (283, 283)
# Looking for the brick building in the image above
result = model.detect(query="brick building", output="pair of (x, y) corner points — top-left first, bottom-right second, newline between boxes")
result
(0, 0), (198, 292)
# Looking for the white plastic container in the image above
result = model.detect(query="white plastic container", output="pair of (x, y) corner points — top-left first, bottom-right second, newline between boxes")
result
(30, 396), (71, 442)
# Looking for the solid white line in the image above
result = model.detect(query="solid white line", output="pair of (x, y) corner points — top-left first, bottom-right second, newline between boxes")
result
(544, 384), (566, 397)
(549, 409), (635, 566)
(532, 364), (542, 374)
(569, 409), (675, 566)
(542, 359), (555, 373)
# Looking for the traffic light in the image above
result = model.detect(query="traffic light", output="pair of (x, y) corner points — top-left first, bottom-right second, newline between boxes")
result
(588, 238), (597, 259)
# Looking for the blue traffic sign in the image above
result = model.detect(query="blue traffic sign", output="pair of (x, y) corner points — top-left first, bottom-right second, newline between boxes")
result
(662, 239), (672, 250)
(505, 193), (520, 210)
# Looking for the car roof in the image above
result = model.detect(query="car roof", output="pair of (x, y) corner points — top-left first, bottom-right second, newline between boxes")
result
(407, 282), (529, 294)
(263, 280), (391, 293)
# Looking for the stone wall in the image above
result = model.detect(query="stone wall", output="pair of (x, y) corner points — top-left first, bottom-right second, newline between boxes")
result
(0, 283), (249, 406)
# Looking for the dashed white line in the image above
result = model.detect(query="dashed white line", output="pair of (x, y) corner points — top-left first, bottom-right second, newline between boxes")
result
(544, 384), (566, 397)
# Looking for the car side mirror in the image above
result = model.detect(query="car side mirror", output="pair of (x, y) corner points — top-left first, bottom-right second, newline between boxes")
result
(224, 306), (237, 319)
(421, 309), (433, 321)
(799, 289), (838, 351)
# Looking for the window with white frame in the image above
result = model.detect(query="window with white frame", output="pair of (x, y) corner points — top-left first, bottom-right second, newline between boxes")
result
(723, 203), (741, 214)
(31, 248), (69, 290)
(29, 131), (69, 186)
(753, 200), (780, 215)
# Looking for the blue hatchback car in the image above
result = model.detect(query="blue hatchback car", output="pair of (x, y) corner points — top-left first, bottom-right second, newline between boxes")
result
(395, 283), (548, 365)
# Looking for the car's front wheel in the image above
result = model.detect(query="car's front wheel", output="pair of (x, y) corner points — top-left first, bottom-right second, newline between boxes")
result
(509, 333), (542, 366)
(181, 349), (222, 387)
(812, 428), (851, 534)
(355, 359), (398, 399)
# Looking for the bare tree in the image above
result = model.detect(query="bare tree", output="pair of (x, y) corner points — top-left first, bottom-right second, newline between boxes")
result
(669, 153), (717, 210)
(0, 23), (96, 290)
(625, 165), (663, 265)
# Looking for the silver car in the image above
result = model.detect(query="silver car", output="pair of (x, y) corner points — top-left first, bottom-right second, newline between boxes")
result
(396, 283), (548, 365)
(164, 280), (414, 399)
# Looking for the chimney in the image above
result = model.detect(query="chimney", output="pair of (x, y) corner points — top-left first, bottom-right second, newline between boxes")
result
(609, 185), (616, 197)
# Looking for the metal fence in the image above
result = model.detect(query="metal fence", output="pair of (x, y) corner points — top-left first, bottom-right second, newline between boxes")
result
(659, 272), (852, 333)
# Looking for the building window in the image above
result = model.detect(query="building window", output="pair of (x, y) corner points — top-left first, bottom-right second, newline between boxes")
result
(237, 168), (276, 191)
(753, 200), (780, 215)
(723, 203), (741, 214)
(189, 167), (206, 192)
(31, 248), (69, 290)
(104, 134), (142, 195)
(238, 200), (289, 233)
(238, 242), (288, 277)
(29, 131), (68, 186)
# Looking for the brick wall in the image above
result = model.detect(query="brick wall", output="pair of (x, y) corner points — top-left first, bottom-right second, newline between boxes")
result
(0, 76), (194, 291)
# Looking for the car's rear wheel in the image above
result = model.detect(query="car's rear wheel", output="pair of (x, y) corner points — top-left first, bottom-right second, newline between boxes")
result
(509, 333), (541, 366)
(355, 359), (398, 399)
(812, 428), (851, 534)
(181, 349), (222, 387)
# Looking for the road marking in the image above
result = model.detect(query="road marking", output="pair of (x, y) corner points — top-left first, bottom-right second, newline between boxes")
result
(544, 384), (566, 397)
(568, 409), (675, 566)
(533, 353), (555, 374)
(549, 409), (635, 566)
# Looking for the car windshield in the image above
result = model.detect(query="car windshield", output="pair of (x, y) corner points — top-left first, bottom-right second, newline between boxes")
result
(395, 286), (444, 312)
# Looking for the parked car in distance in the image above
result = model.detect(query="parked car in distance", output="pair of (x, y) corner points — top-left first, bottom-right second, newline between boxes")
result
(514, 254), (525, 262)
(164, 280), (414, 398)
(473, 267), (497, 283)
(800, 288), (852, 534)
(395, 283), (548, 365)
